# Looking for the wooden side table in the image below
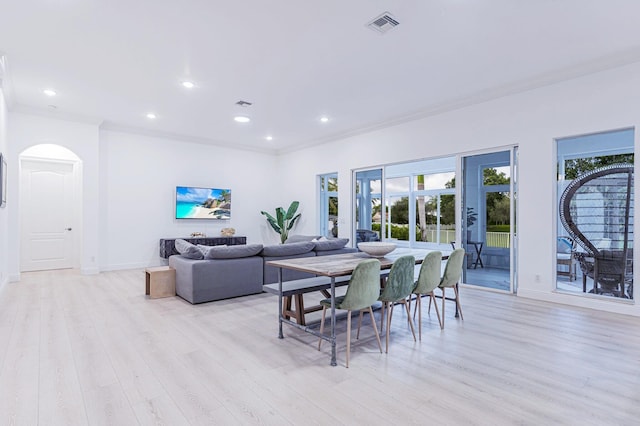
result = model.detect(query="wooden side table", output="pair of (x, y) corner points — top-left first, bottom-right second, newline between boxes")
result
(145, 266), (176, 299)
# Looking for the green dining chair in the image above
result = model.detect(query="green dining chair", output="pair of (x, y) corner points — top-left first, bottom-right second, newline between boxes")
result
(317, 259), (383, 368)
(438, 248), (465, 329)
(378, 255), (417, 353)
(411, 250), (443, 339)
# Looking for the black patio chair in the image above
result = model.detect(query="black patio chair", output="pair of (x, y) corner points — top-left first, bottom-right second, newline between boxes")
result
(559, 163), (634, 298)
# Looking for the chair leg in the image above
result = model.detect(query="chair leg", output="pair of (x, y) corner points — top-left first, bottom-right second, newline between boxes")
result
(417, 294), (422, 341)
(411, 294), (417, 320)
(356, 310), (364, 339)
(385, 302), (392, 353)
(453, 285), (464, 321)
(402, 300), (416, 342)
(441, 287), (446, 329)
(346, 310), (352, 368)
(380, 302), (385, 333)
(430, 292), (442, 329)
(368, 307), (383, 353)
(318, 306), (327, 350)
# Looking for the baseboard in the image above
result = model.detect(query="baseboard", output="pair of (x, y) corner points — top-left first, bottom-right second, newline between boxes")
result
(81, 266), (100, 275)
(517, 287), (638, 316)
(100, 260), (166, 272)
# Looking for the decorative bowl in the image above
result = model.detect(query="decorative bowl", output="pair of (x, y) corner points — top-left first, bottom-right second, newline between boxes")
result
(357, 242), (397, 257)
(220, 227), (236, 237)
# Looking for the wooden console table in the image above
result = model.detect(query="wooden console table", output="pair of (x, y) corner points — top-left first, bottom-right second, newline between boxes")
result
(159, 236), (246, 258)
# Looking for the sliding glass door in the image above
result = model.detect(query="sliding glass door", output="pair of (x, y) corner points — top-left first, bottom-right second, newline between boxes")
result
(354, 168), (383, 244)
(461, 148), (517, 292)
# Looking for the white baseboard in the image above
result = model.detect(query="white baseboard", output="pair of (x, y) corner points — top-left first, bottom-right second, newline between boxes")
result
(100, 260), (166, 272)
(517, 287), (639, 316)
(81, 266), (100, 275)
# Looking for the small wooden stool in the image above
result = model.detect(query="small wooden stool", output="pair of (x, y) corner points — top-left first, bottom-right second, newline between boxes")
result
(145, 266), (176, 299)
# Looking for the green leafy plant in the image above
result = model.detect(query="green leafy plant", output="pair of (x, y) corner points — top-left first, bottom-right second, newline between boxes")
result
(466, 207), (478, 227)
(260, 201), (301, 244)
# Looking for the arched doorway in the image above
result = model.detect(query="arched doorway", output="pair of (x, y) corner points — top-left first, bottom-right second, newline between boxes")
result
(19, 144), (82, 272)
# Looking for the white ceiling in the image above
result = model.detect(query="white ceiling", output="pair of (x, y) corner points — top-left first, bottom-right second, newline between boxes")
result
(2, 0), (640, 153)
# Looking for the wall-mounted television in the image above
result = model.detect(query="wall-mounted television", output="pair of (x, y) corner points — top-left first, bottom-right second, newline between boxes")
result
(175, 186), (231, 220)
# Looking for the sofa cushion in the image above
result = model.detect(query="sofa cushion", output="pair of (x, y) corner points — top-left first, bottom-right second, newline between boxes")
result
(313, 238), (349, 251)
(175, 238), (204, 259)
(204, 243), (264, 259)
(197, 244), (227, 258)
(285, 234), (321, 244)
(261, 241), (314, 256)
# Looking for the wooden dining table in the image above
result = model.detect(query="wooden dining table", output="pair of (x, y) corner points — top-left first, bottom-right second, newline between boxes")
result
(266, 248), (449, 366)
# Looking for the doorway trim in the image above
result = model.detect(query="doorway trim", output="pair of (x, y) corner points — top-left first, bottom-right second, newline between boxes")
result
(19, 145), (82, 272)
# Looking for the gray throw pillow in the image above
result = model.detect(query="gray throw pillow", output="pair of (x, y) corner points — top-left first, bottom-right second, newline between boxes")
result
(206, 244), (264, 259)
(261, 241), (315, 256)
(197, 244), (226, 258)
(285, 235), (321, 244)
(313, 238), (349, 251)
(175, 238), (204, 260)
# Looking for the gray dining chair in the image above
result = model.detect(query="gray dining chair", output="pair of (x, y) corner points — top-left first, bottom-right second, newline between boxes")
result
(378, 255), (417, 353)
(411, 251), (443, 339)
(438, 248), (465, 329)
(317, 259), (383, 367)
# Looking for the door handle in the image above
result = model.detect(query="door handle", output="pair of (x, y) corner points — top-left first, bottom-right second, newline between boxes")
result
(65, 228), (72, 231)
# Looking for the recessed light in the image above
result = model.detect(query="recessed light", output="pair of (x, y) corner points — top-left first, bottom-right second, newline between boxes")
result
(43, 89), (56, 97)
(181, 81), (195, 89)
(320, 116), (330, 123)
(234, 116), (250, 123)
(265, 135), (273, 141)
(146, 112), (157, 119)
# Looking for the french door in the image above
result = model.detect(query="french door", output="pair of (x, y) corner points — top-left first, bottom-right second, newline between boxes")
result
(461, 148), (518, 293)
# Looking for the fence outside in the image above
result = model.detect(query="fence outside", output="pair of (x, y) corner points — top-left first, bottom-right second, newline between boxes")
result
(486, 232), (510, 248)
(423, 230), (510, 247)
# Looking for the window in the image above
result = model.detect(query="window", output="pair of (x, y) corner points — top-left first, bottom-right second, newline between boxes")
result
(556, 128), (634, 299)
(319, 173), (338, 237)
(383, 157), (456, 248)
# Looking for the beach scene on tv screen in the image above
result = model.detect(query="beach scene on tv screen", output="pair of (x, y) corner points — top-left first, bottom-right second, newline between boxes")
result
(176, 186), (231, 219)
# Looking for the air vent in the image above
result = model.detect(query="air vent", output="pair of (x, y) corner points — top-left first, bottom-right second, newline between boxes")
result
(366, 12), (399, 34)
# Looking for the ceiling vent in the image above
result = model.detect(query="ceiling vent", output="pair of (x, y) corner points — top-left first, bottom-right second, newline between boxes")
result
(366, 12), (399, 34)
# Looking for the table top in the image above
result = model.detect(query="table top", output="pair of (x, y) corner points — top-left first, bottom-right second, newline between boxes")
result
(266, 248), (449, 277)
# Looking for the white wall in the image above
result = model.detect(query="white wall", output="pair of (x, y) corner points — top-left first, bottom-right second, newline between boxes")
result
(5, 62), (640, 316)
(98, 130), (278, 270)
(278, 62), (640, 316)
(8, 113), (100, 279)
(0, 87), (8, 288)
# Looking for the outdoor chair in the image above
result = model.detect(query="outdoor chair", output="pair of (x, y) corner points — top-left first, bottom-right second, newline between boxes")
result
(559, 164), (633, 298)
(557, 236), (577, 281)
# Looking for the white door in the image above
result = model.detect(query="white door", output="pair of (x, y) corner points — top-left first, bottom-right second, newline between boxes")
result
(20, 159), (76, 271)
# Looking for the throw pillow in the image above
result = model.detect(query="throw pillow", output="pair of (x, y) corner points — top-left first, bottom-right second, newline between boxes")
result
(206, 244), (264, 259)
(261, 241), (315, 256)
(197, 244), (226, 258)
(313, 238), (349, 251)
(175, 238), (204, 260)
(285, 235), (321, 244)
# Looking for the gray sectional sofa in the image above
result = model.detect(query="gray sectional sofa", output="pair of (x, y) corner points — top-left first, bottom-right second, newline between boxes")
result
(168, 237), (357, 304)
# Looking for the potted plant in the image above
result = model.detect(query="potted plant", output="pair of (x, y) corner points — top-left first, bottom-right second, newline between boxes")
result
(261, 201), (301, 244)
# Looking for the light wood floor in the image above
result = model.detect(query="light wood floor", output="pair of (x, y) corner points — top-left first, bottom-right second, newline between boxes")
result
(1, 269), (639, 425)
